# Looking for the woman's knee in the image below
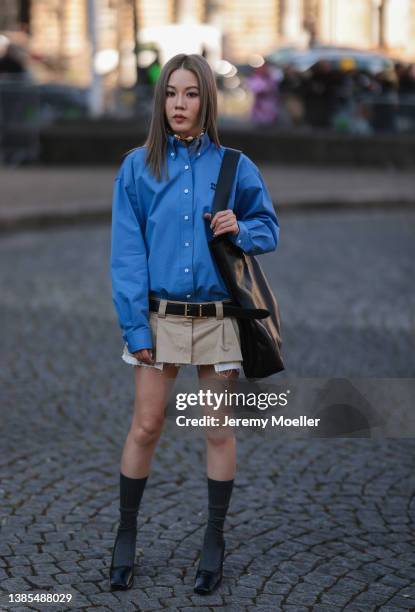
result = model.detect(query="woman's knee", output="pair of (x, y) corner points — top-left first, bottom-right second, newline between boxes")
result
(205, 430), (235, 447)
(130, 418), (164, 447)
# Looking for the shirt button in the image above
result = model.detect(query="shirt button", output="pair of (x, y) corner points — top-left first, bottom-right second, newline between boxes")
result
(184, 268), (189, 273)
(238, 239), (242, 244)
(197, 152), (200, 156)
(186, 294), (191, 298)
(184, 165), (189, 170)
(184, 242), (190, 246)
(184, 215), (189, 220)
(170, 152), (174, 158)
(184, 188), (189, 194)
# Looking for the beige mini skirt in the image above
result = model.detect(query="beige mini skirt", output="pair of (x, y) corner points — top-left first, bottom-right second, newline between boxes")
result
(122, 298), (243, 373)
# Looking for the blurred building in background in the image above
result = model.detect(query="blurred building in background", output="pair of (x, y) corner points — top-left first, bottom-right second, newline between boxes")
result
(1, 0), (415, 87)
(1, 0), (415, 142)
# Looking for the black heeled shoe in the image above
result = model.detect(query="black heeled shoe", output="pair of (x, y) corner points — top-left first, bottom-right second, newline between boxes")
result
(109, 528), (136, 591)
(193, 541), (225, 595)
(109, 565), (134, 591)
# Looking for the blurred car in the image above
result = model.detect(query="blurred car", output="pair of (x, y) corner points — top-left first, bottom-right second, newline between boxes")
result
(0, 80), (88, 124)
(36, 83), (88, 122)
(1, 36), (88, 124)
(265, 45), (394, 74)
(0, 77), (89, 164)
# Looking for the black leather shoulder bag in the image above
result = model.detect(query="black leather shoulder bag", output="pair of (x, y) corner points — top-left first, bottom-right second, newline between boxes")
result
(208, 147), (284, 378)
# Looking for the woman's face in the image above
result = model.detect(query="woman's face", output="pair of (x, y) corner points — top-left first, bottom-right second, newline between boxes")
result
(165, 68), (201, 138)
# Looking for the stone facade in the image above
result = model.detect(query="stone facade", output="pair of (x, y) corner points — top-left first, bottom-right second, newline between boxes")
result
(1, 0), (414, 86)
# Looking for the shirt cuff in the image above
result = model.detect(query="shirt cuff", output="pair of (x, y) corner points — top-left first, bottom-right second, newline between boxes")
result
(124, 327), (153, 353)
(227, 221), (253, 252)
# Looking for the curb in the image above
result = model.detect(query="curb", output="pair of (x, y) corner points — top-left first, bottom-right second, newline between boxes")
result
(0, 200), (414, 233)
(0, 209), (111, 233)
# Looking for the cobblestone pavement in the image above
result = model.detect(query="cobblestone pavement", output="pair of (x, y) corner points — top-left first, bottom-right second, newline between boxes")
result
(1, 210), (415, 611)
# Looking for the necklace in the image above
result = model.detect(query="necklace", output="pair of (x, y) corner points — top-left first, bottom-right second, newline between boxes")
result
(171, 129), (205, 143)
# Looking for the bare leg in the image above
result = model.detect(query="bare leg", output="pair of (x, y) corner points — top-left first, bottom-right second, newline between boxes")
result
(197, 365), (239, 480)
(194, 365), (239, 593)
(121, 364), (180, 478)
(110, 363), (180, 591)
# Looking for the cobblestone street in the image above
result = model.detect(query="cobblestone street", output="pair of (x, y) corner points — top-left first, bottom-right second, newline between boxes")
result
(1, 209), (415, 611)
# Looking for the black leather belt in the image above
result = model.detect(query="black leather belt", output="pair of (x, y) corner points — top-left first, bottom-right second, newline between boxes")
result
(149, 298), (270, 320)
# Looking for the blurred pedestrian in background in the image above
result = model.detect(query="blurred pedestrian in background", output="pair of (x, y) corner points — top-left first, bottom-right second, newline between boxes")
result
(138, 48), (161, 88)
(371, 68), (399, 132)
(279, 63), (304, 126)
(0, 38), (29, 79)
(247, 62), (281, 126)
(301, 59), (338, 128)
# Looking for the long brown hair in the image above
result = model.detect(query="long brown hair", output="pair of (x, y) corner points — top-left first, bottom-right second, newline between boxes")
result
(144, 53), (221, 182)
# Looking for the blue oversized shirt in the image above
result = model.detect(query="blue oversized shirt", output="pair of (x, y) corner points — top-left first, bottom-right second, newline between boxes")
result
(110, 131), (280, 353)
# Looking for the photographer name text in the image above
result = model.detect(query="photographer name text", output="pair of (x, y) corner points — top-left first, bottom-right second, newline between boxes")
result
(176, 415), (320, 428)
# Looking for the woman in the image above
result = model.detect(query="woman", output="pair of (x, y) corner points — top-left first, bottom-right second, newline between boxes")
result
(110, 53), (279, 594)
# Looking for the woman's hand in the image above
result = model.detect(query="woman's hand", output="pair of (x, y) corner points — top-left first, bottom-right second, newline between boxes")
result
(132, 348), (154, 365)
(204, 211), (239, 237)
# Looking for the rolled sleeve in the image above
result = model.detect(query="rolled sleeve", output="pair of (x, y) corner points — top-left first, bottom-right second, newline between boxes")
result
(110, 155), (152, 353)
(227, 155), (280, 255)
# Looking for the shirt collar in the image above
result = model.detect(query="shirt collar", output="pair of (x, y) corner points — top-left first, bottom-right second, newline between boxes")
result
(167, 131), (211, 159)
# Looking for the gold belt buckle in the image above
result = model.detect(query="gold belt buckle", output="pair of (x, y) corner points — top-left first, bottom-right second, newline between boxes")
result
(184, 303), (209, 318)
(199, 303), (209, 318)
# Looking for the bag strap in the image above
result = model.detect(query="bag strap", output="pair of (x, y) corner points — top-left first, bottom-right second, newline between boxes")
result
(211, 147), (241, 217)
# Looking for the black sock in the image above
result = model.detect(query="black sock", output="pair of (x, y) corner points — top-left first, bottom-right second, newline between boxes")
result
(111, 472), (148, 567)
(198, 477), (234, 572)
